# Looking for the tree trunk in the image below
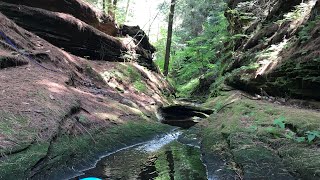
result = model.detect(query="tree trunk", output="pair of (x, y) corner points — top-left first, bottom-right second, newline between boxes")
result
(107, 0), (114, 18)
(103, 0), (106, 12)
(163, 0), (176, 76)
(113, 0), (118, 11)
(112, 0), (118, 19)
(124, 0), (131, 22)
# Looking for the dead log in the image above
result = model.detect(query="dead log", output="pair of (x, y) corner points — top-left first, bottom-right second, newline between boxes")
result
(120, 25), (158, 71)
(0, 2), (126, 61)
(120, 25), (156, 53)
(0, 0), (118, 36)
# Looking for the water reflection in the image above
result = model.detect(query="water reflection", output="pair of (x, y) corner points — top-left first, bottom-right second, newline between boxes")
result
(74, 131), (206, 180)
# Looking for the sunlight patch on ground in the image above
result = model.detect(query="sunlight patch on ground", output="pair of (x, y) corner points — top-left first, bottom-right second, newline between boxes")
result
(38, 79), (69, 94)
(95, 112), (123, 123)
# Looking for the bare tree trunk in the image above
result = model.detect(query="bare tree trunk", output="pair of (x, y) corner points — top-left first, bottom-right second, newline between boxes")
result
(103, 0), (106, 12)
(113, 0), (118, 10)
(163, 0), (176, 76)
(107, 0), (114, 18)
(124, 0), (131, 22)
(113, 0), (118, 19)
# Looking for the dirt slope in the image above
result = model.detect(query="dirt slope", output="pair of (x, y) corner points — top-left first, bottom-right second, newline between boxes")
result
(0, 5), (172, 178)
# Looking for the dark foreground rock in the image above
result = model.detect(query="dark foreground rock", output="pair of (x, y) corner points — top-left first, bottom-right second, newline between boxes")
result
(0, 2), (126, 61)
(0, 2), (159, 71)
(159, 104), (214, 128)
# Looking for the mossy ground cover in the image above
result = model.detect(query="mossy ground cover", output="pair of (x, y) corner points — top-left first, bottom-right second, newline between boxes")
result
(0, 121), (172, 179)
(199, 90), (320, 179)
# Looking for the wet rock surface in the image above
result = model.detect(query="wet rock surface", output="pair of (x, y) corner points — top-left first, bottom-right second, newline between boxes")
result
(159, 104), (214, 128)
(72, 131), (207, 180)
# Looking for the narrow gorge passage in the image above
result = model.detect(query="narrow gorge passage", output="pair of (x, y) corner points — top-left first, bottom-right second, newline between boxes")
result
(1, 0), (320, 179)
(65, 104), (216, 180)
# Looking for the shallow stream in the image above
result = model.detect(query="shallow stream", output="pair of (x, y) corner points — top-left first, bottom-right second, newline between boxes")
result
(71, 130), (207, 180)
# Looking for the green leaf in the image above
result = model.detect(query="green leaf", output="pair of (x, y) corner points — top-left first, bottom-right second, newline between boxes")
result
(79, 115), (87, 123)
(307, 134), (316, 142)
(305, 130), (320, 142)
(295, 137), (306, 143)
(248, 125), (258, 132)
(273, 116), (286, 129)
(284, 131), (295, 139)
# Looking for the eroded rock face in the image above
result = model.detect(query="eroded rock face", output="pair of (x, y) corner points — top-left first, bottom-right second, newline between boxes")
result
(0, 0), (119, 36)
(0, 2), (125, 61)
(224, 0), (320, 100)
(0, 1), (159, 71)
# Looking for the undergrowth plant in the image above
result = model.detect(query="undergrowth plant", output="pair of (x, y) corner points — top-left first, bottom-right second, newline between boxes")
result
(272, 116), (320, 143)
(298, 16), (320, 43)
(122, 65), (147, 93)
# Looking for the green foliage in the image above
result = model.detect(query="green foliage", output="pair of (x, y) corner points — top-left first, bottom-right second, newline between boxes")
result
(154, 0), (229, 97)
(122, 65), (147, 93)
(272, 116), (320, 143)
(273, 116), (286, 129)
(172, 13), (229, 95)
(78, 115), (87, 123)
(176, 78), (199, 97)
(154, 28), (172, 72)
(133, 81), (147, 92)
(174, 0), (226, 42)
(305, 130), (320, 143)
(298, 17), (320, 43)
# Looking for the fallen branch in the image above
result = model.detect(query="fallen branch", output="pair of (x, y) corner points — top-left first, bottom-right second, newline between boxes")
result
(216, 99), (238, 113)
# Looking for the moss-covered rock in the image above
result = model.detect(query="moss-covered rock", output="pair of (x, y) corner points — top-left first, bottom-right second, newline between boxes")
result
(224, 0), (320, 100)
(199, 90), (320, 179)
(0, 122), (172, 179)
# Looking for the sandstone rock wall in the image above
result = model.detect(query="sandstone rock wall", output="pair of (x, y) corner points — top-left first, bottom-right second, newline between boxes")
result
(225, 0), (320, 100)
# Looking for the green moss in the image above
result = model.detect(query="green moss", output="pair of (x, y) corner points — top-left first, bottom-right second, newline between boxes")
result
(119, 64), (148, 93)
(0, 112), (37, 148)
(176, 78), (200, 97)
(84, 64), (104, 82)
(121, 65), (141, 82)
(199, 91), (320, 179)
(134, 81), (147, 92)
(0, 121), (173, 179)
(0, 143), (50, 179)
(279, 145), (320, 179)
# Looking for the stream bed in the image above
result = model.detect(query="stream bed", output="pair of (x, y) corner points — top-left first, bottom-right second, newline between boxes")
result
(71, 130), (207, 180)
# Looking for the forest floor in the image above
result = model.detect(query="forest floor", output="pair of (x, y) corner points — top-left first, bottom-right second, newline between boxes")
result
(197, 90), (320, 179)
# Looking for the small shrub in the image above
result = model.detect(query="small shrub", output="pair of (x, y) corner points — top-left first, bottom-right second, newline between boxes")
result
(273, 116), (286, 129)
(305, 130), (320, 143)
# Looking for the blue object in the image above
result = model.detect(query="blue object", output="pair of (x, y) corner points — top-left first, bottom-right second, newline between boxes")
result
(0, 30), (58, 72)
(80, 178), (102, 180)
